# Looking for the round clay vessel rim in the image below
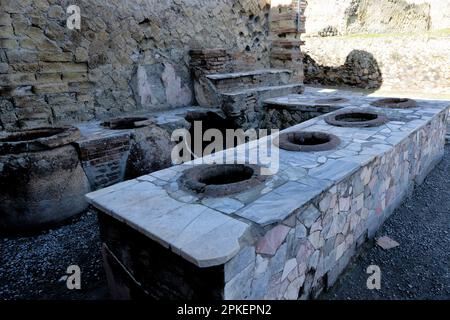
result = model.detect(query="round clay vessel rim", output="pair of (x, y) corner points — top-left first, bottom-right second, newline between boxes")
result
(370, 97), (417, 109)
(178, 164), (267, 197)
(314, 97), (350, 104)
(102, 116), (153, 130)
(0, 126), (80, 155)
(325, 110), (389, 128)
(275, 131), (341, 152)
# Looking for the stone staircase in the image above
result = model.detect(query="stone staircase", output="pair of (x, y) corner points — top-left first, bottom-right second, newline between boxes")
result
(209, 69), (304, 129)
(190, 50), (304, 129)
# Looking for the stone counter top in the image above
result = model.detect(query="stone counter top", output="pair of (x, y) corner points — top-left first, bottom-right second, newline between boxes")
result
(86, 179), (250, 268)
(206, 69), (292, 80)
(75, 106), (205, 141)
(86, 91), (449, 268)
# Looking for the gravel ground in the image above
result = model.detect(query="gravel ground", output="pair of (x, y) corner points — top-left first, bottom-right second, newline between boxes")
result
(1, 145), (449, 300)
(322, 143), (450, 300)
(0, 211), (108, 300)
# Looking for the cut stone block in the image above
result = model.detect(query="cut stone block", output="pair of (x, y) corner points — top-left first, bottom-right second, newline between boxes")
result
(376, 236), (400, 250)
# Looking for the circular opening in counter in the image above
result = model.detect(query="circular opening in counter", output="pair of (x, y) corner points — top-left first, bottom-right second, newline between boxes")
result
(0, 128), (65, 143)
(276, 131), (340, 152)
(325, 110), (388, 128)
(370, 97), (417, 109)
(179, 164), (267, 197)
(314, 97), (349, 104)
(102, 117), (152, 130)
(0, 126), (81, 154)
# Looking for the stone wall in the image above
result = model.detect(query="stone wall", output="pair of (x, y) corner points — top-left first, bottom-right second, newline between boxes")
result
(304, 0), (450, 36)
(303, 34), (450, 93)
(0, 0), (272, 130)
(185, 0), (307, 130)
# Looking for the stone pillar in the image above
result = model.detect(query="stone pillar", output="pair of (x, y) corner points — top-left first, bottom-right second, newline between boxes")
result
(269, 0), (307, 83)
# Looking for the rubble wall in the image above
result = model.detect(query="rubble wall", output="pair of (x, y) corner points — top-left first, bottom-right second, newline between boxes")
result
(304, 0), (450, 36)
(303, 34), (450, 93)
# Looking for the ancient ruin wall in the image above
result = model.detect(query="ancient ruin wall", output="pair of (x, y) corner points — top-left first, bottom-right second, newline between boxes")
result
(303, 34), (450, 94)
(0, 0), (272, 130)
(305, 0), (450, 36)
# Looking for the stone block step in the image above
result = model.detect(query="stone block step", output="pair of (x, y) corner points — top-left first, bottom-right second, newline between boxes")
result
(220, 83), (305, 127)
(222, 83), (303, 97)
(205, 68), (293, 93)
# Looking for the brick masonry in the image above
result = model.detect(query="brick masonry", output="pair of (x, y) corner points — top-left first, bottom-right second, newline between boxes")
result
(76, 133), (131, 190)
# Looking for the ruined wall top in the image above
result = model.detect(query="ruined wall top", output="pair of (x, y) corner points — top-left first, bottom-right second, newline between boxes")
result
(304, 0), (450, 36)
